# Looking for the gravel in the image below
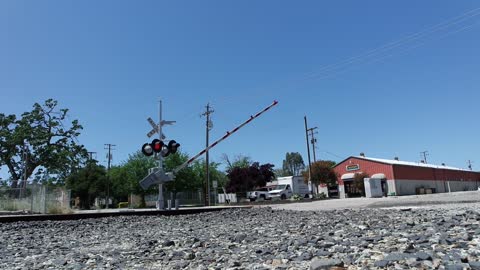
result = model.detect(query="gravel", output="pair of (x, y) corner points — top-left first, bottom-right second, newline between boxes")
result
(1, 203), (480, 269)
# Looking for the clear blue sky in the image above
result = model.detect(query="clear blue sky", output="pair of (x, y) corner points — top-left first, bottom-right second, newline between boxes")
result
(1, 1), (480, 178)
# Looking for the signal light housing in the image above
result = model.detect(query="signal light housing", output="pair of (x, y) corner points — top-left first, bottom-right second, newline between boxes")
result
(168, 140), (180, 154)
(151, 139), (164, 153)
(141, 143), (154, 156)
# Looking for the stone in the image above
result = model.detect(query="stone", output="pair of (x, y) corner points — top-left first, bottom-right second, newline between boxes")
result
(374, 260), (389, 268)
(470, 262), (480, 270)
(310, 258), (343, 270)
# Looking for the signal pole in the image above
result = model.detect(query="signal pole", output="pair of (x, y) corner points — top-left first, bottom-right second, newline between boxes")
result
(104, 144), (115, 209)
(202, 103), (214, 206)
(304, 116), (314, 195)
(307, 127), (318, 162)
(158, 100), (164, 210)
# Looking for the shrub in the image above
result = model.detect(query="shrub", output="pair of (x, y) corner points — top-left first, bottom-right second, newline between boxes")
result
(47, 206), (73, 214)
(291, 194), (302, 201)
(118, 202), (129, 208)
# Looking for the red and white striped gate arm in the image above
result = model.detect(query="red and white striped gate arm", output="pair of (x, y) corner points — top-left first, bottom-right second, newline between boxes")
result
(173, 100), (279, 174)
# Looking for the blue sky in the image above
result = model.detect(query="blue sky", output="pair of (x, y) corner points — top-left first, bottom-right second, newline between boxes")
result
(1, 1), (480, 178)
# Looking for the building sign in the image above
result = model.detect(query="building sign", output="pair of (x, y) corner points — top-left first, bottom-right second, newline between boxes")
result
(346, 164), (360, 171)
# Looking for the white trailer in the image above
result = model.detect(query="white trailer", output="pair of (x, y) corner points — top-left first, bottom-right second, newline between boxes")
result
(268, 176), (310, 200)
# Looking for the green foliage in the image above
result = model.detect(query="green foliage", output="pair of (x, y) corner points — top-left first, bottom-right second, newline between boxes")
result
(315, 193), (327, 199)
(282, 152), (305, 176)
(66, 160), (107, 209)
(304, 160), (338, 187)
(222, 154), (252, 171)
(47, 205), (72, 214)
(108, 151), (157, 208)
(291, 194), (303, 201)
(0, 99), (88, 187)
(118, 202), (129, 208)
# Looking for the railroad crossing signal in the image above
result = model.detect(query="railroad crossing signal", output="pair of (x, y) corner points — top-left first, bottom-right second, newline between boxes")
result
(141, 139), (180, 158)
(146, 117), (176, 139)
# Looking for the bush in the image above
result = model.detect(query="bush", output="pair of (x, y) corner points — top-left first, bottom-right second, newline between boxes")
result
(315, 193), (327, 200)
(47, 206), (72, 214)
(118, 202), (129, 208)
(291, 194), (303, 201)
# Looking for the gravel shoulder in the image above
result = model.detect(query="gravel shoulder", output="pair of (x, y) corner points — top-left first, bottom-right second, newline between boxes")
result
(265, 191), (480, 211)
(1, 191), (480, 270)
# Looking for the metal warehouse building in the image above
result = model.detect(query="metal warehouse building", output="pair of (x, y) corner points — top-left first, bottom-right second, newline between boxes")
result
(332, 155), (480, 199)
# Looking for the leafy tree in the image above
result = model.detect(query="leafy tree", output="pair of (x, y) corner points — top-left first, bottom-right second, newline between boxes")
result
(222, 154), (252, 171)
(66, 160), (107, 209)
(226, 162), (275, 193)
(191, 159), (228, 190)
(304, 160), (337, 188)
(0, 99), (87, 188)
(274, 168), (287, 177)
(109, 151), (158, 208)
(282, 152), (305, 176)
(164, 152), (199, 192)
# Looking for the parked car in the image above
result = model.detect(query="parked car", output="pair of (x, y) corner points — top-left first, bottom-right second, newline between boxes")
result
(247, 186), (273, 202)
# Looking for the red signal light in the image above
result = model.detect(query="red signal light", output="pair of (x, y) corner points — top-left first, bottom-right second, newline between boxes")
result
(151, 139), (164, 153)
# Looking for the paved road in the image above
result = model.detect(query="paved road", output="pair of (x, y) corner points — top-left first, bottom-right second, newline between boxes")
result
(264, 191), (480, 211)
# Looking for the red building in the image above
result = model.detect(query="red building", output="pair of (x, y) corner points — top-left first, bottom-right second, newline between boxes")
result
(332, 155), (480, 198)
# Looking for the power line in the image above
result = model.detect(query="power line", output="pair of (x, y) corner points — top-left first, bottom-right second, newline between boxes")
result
(302, 8), (480, 81)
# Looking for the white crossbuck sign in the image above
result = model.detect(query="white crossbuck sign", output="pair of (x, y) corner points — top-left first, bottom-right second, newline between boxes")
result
(146, 117), (176, 139)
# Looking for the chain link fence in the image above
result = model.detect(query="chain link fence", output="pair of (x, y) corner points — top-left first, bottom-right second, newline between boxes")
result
(0, 184), (71, 214)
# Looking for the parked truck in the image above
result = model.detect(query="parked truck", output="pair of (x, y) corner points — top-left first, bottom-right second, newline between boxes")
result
(268, 176), (311, 200)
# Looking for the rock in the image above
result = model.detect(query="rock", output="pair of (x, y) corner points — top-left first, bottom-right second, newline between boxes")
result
(234, 234), (247, 243)
(162, 240), (175, 247)
(374, 260), (389, 268)
(470, 262), (480, 270)
(310, 258), (343, 270)
(415, 252), (432, 261)
(384, 253), (411, 262)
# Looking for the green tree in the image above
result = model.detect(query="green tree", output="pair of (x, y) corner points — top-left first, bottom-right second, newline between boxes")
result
(164, 151), (199, 192)
(222, 154), (252, 171)
(304, 160), (337, 188)
(0, 99), (87, 188)
(282, 152), (305, 176)
(191, 159), (228, 189)
(110, 151), (158, 208)
(66, 160), (107, 209)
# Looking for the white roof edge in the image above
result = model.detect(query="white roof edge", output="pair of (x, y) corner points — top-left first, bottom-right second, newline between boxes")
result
(354, 156), (472, 172)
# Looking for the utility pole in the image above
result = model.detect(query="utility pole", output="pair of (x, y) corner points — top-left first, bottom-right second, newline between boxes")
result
(104, 144), (116, 209)
(202, 103), (214, 206)
(420, 151), (429, 164)
(87, 152), (97, 161)
(304, 116), (314, 196)
(307, 127), (318, 162)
